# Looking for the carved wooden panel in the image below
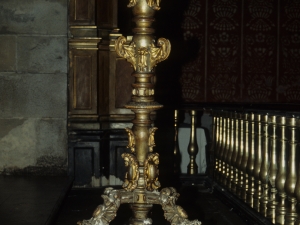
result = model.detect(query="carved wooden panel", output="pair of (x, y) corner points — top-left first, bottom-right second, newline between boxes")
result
(69, 0), (95, 25)
(69, 39), (100, 118)
(115, 58), (134, 108)
(97, 0), (118, 28)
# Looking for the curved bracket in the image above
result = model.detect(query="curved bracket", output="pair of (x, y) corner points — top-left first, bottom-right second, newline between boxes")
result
(122, 153), (140, 191)
(145, 153), (161, 191)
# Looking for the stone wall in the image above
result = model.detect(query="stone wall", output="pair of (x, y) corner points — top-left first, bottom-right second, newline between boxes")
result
(0, 0), (68, 175)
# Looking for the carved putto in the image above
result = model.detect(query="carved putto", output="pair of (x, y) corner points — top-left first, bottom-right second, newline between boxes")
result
(115, 37), (171, 72)
(148, 127), (158, 152)
(125, 127), (136, 153)
(122, 153), (139, 191)
(144, 153), (161, 191)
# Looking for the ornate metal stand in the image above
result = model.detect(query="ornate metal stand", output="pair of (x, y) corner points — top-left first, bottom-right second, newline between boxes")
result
(78, 1), (201, 225)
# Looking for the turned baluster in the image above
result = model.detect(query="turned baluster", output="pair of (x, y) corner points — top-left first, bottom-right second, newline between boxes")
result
(221, 112), (230, 186)
(237, 113), (245, 198)
(216, 112), (225, 183)
(229, 112), (238, 192)
(284, 117), (298, 225)
(294, 118), (300, 225)
(253, 114), (263, 212)
(259, 114), (270, 216)
(275, 116), (288, 225)
(220, 112), (228, 185)
(225, 112), (235, 189)
(267, 115), (278, 223)
(246, 113), (256, 207)
(187, 110), (199, 175)
(232, 112), (241, 195)
(241, 113), (250, 202)
(213, 112), (219, 179)
(223, 113), (232, 188)
(174, 109), (181, 176)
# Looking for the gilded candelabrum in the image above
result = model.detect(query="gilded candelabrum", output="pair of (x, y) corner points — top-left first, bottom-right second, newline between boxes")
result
(78, 1), (201, 225)
(246, 113), (255, 207)
(267, 115), (278, 223)
(259, 114), (270, 217)
(241, 113), (250, 202)
(253, 114), (263, 212)
(236, 113), (245, 198)
(284, 117), (298, 225)
(275, 116), (287, 225)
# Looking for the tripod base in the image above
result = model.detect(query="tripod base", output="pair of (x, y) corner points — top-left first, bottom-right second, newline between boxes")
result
(78, 187), (202, 225)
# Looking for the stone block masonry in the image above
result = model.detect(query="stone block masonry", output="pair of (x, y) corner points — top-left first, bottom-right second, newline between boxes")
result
(0, 0), (68, 175)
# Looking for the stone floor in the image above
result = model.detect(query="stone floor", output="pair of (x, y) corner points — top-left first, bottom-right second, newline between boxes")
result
(55, 185), (248, 225)
(0, 176), (72, 225)
(0, 175), (265, 225)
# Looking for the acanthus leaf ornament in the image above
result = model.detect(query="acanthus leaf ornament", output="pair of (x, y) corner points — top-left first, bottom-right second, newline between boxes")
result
(125, 127), (136, 153)
(122, 153), (140, 191)
(148, 127), (158, 152)
(78, 188), (121, 225)
(144, 153), (161, 191)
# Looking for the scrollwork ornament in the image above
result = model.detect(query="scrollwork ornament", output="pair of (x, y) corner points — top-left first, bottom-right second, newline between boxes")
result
(122, 153), (139, 191)
(148, 127), (158, 152)
(159, 188), (202, 225)
(125, 127), (136, 153)
(150, 38), (171, 71)
(145, 153), (161, 191)
(78, 188), (121, 225)
(115, 36), (137, 71)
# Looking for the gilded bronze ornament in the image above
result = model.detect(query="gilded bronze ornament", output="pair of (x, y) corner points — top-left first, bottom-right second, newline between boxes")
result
(78, 1), (201, 224)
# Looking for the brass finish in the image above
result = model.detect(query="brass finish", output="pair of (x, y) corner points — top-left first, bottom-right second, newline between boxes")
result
(78, 1), (201, 224)
(275, 116), (288, 225)
(228, 113), (237, 191)
(284, 117), (298, 225)
(236, 113), (245, 198)
(216, 112), (224, 182)
(221, 112), (230, 187)
(241, 113), (250, 202)
(267, 115), (278, 223)
(294, 118), (300, 225)
(225, 113), (234, 189)
(187, 110), (199, 175)
(174, 110), (180, 175)
(246, 113), (255, 207)
(232, 112), (240, 194)
(214, 112), (222, 181)
(220, 113), (228, 185)
(253, 114), (263, 212)
(259, 114), (270, 217)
